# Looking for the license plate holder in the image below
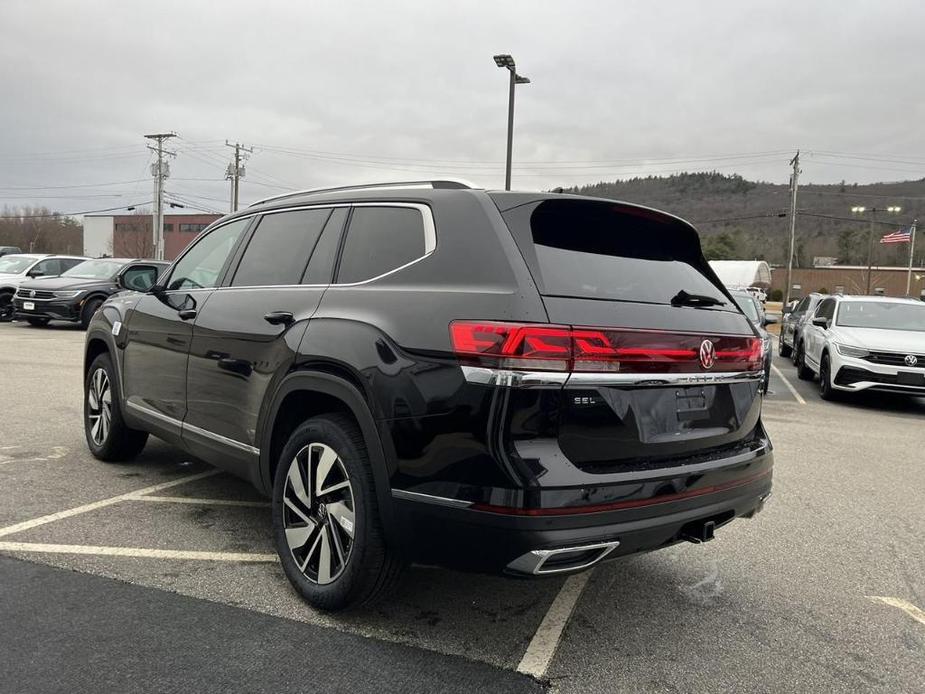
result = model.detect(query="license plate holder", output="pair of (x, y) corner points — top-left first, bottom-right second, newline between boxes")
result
(897, 371), (925, 386)
(23, 301), (34, 311)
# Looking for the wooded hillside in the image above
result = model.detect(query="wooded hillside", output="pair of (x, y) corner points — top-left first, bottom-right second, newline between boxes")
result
(564, 173), (925, 267)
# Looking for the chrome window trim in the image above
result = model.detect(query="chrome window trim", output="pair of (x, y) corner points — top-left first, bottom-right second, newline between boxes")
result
(125, 401), (259, 456)
(460, 366), (763, 387)
(390, 489), (473, 509)
(209, 202), (436, 290)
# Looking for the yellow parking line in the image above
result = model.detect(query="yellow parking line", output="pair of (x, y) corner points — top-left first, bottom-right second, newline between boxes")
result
(867, 596), (925, 627)
(0, 470), (219, 538)
(771, 363), (806, 405)
(0, 541), (277, 563)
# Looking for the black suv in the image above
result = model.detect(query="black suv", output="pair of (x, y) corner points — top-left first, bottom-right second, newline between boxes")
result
(83, 181), (773, 611)
(15, 257), (168, 328)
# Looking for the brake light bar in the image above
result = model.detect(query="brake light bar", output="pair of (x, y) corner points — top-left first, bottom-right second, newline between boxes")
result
(450, 321), (763, 373)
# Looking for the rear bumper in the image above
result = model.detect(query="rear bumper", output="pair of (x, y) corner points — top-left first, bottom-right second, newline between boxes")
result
(392, 450), (773, 574)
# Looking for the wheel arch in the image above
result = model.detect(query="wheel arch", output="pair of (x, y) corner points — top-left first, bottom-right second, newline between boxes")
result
(259, 370), (398, 546)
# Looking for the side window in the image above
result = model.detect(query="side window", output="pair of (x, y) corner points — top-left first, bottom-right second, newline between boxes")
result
(795, 297), (809, 314)
(166, 218), (249, 291)
(336, 207), (428, 284)
(122, 265), (160, 291)
(303, 208), (347, 284)
(231, 209), (331, 287)
(33, 258), (61, 276)
(816, 299), (836, 321)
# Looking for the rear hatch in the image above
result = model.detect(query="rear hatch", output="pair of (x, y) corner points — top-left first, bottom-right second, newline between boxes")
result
(495, 195), (765, 473)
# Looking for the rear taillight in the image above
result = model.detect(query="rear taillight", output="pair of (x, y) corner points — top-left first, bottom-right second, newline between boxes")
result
(450, 321), (763, 373)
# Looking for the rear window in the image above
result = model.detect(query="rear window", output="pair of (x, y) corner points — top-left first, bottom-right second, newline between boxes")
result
(501, 199), (726, 305)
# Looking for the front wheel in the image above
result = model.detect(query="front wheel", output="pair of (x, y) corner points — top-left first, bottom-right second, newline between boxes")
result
(84, 353), (148, 461)
(272, 414), (403, 611)
(818, 354), (840, 401)
(796, 344), (814, 381)
(80, 297), (104, 329)
(0, 292), (12, 322)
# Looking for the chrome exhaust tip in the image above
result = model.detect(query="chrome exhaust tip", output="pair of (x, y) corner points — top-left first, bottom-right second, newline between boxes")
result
(506, 540), (621, 576)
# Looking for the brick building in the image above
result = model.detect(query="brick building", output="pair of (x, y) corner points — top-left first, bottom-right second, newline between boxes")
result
(770, 265), (925, 300)
(83, 213), (221, 260)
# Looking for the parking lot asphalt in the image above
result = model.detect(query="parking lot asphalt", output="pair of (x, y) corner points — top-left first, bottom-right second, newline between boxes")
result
(1, 320), (923, 693)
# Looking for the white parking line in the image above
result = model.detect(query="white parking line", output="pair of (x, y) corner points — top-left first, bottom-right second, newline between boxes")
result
(771, 363), (806, 405)
(0, 541), (277, 563)
(0, 470), (219, 539)
(130, 495), (271, 508)
(517, 572), (591, 678)
(867, 596), (925, 627)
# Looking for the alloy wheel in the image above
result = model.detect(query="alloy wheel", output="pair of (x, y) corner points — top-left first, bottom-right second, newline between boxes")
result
(87, 368), (112, 446)
(282, 443), (356, 585)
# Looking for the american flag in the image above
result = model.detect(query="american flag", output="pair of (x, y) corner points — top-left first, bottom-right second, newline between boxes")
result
(880, 226), (913, 244)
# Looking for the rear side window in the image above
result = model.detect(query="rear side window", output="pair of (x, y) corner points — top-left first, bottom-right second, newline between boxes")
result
(337, 207), (427, 284)
(501, 199), (725, 305)
(232, 209), (332, 287)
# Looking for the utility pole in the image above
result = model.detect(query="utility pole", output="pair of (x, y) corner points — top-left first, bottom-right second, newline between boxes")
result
(144, 132), (177, 261)
(225, 141), (253, 212)
(784, 150), (800, 306)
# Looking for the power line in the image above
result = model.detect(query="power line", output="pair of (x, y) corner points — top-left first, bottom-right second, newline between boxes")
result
(0, 202), (153, 218)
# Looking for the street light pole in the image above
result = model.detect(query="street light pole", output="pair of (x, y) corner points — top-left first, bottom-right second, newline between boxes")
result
(494, 54), (530, 191)
(851, 205), (901, 294)
(505, 68), (515, 192)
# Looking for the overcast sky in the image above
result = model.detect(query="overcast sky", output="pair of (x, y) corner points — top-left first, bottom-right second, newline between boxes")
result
(1, 0), (924, 216)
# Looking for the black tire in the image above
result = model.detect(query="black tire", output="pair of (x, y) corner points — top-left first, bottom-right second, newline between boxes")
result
(84, 353), (148, 462)
(272, 414), (404, 612)
(80, 296), (104, 329)
(818, 353), (840, 401)
(796, 344), (814, 381)
(778, 334), (792, 359)
(0, 291), (12, 323)
(791, 340), (801, 366)
(27, 317), (50, 327)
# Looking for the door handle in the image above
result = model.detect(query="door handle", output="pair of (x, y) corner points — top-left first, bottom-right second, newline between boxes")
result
(264, 311), (294, 326)
(178, 309), (197, 320)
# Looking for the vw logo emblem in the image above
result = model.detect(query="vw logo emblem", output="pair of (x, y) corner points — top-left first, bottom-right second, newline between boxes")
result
(699, 339), (716, 370)
(28, 289), (35, 298)
(905, 354), (918, 367)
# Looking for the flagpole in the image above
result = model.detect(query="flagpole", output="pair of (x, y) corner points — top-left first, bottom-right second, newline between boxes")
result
(907, 219), (917, 296)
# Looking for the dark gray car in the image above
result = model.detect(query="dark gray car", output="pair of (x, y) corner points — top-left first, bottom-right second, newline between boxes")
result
(779, 292), (823, 361)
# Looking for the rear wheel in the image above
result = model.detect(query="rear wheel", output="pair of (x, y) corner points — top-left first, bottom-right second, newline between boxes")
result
(796, 343), (814, 381)
(778, 333), (792, 359)
(818, 353), (840, 401)
(272, 414), (403, 611)
(27, 317), (50, 327)
(84, 353), (148, 461)
(80, 297), (104, 329)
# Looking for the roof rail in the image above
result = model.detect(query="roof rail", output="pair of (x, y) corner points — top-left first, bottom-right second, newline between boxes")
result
(249, 179), (478, 208)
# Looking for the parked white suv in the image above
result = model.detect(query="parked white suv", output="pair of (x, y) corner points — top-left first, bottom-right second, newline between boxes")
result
(796, 295), (925, 400)
(0, 254), (89, 321)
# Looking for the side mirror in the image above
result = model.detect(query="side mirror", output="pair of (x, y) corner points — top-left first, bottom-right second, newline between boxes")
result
(27, 270), (44, 278)
(811, 316), (829, 329)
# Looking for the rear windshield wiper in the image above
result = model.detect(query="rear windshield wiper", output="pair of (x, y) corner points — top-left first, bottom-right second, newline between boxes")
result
(670, 290), (726, 308)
